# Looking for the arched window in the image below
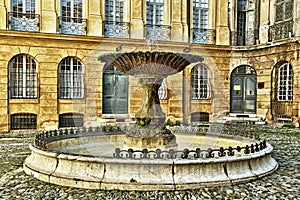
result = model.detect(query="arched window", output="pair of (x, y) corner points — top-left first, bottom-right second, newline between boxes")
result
(10, 0), (39, 32)
(11, 113), (37, 130)
(10, 54), (38, 98)
(278, 62), (293, 101)
(158, 78), (167, 100)
(271, 62), (293, 122)
(59, 113), (84, 128)
(59, 57), (84, 99)
(191, 64), (210, 100)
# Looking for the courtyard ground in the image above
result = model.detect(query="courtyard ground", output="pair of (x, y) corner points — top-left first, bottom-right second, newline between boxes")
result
(0, 125), (299, 200)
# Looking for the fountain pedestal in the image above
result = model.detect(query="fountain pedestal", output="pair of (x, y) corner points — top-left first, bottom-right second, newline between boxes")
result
(124, 76), (177, 149)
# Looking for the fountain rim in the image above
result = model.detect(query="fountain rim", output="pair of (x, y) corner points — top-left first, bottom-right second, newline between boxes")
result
(27, 141), (274, 164)
(24, 126), (278, 191)
(32, 126), (268, 160)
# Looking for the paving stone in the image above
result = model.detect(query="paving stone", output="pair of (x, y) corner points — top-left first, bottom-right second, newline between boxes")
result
(0, 127), (299, 199)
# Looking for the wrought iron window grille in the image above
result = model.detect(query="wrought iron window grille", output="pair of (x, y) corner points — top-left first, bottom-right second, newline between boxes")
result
(268, 20), (294, 41)
(192, 28), (216, 44)
(269, 0), (294, 41)
(104, 20), (130, 38)
(231, 29), (259, 46)
(59, 113), (84, 128)
(7, 12), (40, 32)
(59, 16), (87, 35)
(191, 112), (209, 122)
(11, 113), (37, 130)
(145, 24), (171, 41)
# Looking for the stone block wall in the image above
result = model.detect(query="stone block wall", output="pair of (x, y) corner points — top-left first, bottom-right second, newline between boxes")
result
(0, 34), (300, 132)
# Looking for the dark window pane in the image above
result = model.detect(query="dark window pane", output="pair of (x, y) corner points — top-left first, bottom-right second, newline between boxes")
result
(11, 113), (37, 130)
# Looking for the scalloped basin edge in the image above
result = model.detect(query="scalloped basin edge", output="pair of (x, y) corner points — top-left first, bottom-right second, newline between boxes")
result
(23, 134), (278, 191)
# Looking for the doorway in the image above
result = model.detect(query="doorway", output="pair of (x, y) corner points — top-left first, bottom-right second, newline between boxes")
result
(102, 64), (129, 114)
(230, 65), (257, 114)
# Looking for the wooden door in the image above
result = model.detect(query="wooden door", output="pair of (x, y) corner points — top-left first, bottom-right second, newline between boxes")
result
(103, 65), (128, 114)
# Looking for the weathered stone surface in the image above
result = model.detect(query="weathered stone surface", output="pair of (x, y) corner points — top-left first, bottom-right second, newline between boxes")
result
(1, 126), (299, 198)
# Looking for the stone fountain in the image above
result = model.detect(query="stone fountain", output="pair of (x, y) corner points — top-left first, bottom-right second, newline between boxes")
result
(98, 51), (203, 150)
(23, 50), (278, 191)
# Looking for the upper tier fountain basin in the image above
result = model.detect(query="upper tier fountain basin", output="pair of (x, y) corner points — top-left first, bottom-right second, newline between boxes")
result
(98, 51), (204, 76)
(23, 127), (278, 191)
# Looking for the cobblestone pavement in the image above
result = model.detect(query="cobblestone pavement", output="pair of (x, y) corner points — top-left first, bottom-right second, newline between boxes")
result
(0, 127), (299, 200)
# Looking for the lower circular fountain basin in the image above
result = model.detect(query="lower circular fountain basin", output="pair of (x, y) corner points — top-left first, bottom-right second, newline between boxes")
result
(23, 132), (278, 191)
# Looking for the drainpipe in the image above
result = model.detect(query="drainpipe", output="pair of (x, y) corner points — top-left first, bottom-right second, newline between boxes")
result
(182, 70), (187, 125)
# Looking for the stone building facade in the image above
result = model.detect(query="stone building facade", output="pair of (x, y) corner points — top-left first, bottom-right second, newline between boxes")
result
(0, 0), (299, 132)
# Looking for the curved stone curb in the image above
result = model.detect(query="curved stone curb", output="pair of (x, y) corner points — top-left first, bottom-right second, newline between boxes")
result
(24, 142), (278, 191)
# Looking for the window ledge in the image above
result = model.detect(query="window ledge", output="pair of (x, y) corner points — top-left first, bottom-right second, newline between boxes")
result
(9, 99), (39, 104)
(59, 99), (85, 104)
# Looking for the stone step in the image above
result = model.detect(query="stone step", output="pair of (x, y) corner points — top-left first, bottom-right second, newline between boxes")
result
(223, 116), (262, 122)
(217, 115), (266, 125)
(229, 113), (257, 118)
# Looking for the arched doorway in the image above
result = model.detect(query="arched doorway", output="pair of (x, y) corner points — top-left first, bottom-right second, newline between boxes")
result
(230, 65), (257, 114)
(102, 64), (129, 114)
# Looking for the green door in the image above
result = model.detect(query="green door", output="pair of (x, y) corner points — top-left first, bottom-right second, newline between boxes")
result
(230, 65), (257, 114)
(103, 65), (128, 114)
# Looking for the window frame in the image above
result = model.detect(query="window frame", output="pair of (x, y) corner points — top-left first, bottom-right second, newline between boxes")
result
(158, 78), (167, 100)
(59, 0), (86, 35)
(61, 0), (83, 21)
(191, 64), (210, 100)
(12, 0), (36, 15)
(105, 0), (124, 22)
(59, 113), (84, 128)
(10, 113), (37, 130)
(10, 54), (38, 99)
(192, 0), (209, 29)
(277, 62), (293, 101)
(146, 0), (164, 25)
(9, 0), (39, 32)
(275, 0), (294, 23)
(59, 57), (84, 99)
